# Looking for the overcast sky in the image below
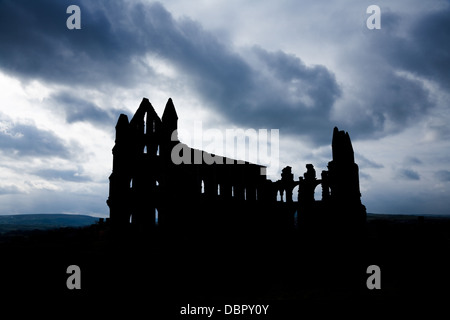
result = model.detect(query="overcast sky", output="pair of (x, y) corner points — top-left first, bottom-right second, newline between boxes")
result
(0, 0), (449, 216)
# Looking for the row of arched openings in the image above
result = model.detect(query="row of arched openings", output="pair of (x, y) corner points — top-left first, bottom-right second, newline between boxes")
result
(130, 208), (159, 225)
(275, 185), (322, 202)
(143, 145), (159, 155)
(201, 179), (257, 200)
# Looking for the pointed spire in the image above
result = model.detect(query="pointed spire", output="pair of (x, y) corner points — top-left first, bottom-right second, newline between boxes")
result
(130, 98), (151, 126)
(162, 98), (178, 123)
(146, 99), (159, 121)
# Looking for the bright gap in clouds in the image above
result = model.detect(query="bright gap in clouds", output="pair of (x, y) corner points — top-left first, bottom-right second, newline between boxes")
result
(0, 71), (110, 215)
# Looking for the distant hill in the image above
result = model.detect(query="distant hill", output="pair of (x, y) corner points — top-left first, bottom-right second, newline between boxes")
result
(0, 214), (99, 234)
(1, 212), (446, 235)
(367, 212), (450, 221)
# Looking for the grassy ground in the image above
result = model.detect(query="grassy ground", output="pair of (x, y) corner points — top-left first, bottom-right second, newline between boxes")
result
(1, 213), (449, 316)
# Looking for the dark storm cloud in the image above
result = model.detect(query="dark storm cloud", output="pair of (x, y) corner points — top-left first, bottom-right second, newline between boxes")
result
(0, 0), (152, 86)
(387, 8), (450, 90)
(359, 172), (372, 180)
(230, 47), (341, 143)
(404, 156), (422, 166)
(369, 73), (432, 128)
(0, 1), (446, 145)
(337, 8), (448, 141)
(185, 44), (342, 143)
(49, 93), (126, 127)
(356, 153), (384, 169)
(435, 170), (450, 182)
(0, 0), (341, 144)
(396, 168), (420, 181)
(0, 121), (71, 158)
(344, 63), (434, 140)
(33, 169), (91, 182)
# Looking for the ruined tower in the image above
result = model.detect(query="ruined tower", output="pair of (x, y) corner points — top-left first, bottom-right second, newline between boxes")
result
(297, 127), (366, 231)
(327, 127), (366, 223)
(329, 127), (361, 203)
(107, 98), (170, 229)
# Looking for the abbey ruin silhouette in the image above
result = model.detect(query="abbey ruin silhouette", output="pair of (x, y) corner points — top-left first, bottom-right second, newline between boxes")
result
(107, 98), (366, 236)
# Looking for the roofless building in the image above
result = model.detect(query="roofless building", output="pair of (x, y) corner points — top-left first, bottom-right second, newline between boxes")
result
(107, 98), (366, 235)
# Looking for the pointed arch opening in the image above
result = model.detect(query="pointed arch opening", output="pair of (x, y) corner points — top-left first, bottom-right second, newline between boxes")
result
(292, 185), (299, 202)
(294, 210), (298, 229)
(314, 183), (322, 201)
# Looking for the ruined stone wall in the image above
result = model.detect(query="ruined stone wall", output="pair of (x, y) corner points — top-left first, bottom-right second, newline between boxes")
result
(107, 98), (278, 233)
(107, 98), (366, 235)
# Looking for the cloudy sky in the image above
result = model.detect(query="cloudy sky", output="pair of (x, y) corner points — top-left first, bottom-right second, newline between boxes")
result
(0, 0), (449, 216)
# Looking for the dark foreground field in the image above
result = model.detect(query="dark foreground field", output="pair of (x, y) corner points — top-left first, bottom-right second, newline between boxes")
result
(1, 213), (449, 317)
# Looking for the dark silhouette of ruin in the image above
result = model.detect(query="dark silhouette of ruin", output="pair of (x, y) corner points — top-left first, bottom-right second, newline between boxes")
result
(106, 98), (366, 239)
(10, 98), (450, 310)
